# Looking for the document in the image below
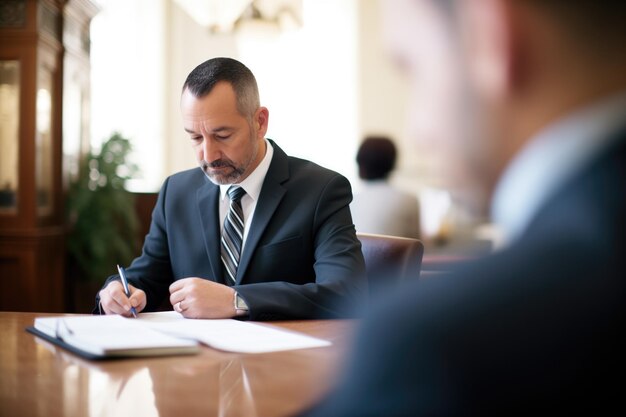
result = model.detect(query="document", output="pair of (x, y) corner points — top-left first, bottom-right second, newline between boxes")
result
(137, 311), (332, 354)
(30, 315), (200, 359)
(27, 312), (331, 360)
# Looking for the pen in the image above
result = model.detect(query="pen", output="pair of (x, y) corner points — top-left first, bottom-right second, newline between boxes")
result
(117, 264), (138, 318)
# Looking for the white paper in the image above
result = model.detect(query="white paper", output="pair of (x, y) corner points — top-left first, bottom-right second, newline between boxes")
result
(34, 315), (199, 356)
(138, 311), (332, 353)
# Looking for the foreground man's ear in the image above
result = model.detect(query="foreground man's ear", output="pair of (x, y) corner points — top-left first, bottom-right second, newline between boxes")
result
(461, 0), (521, 101)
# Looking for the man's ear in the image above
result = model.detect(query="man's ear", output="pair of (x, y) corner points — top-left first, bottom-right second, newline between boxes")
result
(460, 0), (521, 100)
(255, 107), (269, 138)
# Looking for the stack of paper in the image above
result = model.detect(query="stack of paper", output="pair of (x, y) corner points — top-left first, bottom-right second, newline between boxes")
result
(27, 312), (331, 360)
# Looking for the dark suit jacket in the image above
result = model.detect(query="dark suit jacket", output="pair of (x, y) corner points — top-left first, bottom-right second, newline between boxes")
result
(302, 130), (626, 415)
(97, 141), (366, 320)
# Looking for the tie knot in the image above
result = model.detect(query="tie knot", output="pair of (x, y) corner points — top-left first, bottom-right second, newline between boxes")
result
(227, 186), (246, 203)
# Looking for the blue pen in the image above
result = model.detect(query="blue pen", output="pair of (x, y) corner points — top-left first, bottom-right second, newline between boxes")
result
(117, 264), (138, 318)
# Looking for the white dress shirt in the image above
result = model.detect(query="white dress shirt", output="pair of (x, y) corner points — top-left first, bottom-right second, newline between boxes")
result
(351, 180), (421, 239)
(492, 92), (626, 247)
(218, 139), (274, 254)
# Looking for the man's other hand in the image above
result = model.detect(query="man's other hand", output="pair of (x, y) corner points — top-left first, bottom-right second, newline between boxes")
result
(169, 278), (236, 319)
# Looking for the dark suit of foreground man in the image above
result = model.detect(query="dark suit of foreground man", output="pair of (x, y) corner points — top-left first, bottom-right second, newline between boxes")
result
(303, 0), (626, 415)
(97, 58), (365, 320)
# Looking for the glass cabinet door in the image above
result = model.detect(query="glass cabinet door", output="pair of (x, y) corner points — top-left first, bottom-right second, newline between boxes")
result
(0, 60), (20, 214)
(35, 62), (54, 216)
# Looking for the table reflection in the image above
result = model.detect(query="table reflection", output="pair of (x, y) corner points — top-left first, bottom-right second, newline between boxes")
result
(2, 314), (353, 417)
(219, 359), (257, 417)
(88, 368), (159, 417)
(35, 338), (159, 417)
(36, 337), (261, 416)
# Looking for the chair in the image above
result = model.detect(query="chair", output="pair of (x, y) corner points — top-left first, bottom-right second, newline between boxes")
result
(357, 232), (424, 296)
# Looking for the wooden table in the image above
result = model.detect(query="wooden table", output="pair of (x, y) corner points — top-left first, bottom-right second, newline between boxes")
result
(0, 312), (355, 417)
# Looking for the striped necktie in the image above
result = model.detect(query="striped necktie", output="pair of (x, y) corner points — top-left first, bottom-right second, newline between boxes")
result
(221, 186), (246, 285)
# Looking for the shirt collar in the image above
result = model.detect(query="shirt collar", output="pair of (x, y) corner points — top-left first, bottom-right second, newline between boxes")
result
(492, 91), (626, 247)
(219, 139), (274, 202)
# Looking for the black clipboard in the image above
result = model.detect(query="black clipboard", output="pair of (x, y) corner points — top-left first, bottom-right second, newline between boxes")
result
(26, 326), (116, 361)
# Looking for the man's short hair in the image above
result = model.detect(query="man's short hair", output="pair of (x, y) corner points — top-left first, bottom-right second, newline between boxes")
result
(357, 136), (398, 180)
(182, 57), (260, 120)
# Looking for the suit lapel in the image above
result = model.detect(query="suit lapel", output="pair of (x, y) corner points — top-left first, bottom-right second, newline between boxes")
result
(196, 182), (224, 283)
(236, 141), (290, 283)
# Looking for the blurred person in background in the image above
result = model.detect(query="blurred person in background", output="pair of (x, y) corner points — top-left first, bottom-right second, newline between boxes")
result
(301, 0), (626, 415)
(351, 136), (420, 238)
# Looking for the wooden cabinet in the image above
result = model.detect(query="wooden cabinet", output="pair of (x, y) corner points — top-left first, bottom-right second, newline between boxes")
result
(0, 0), (97, 312)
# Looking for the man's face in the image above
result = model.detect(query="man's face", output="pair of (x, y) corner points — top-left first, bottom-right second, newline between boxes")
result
(181, 82), (264, 185)
(382, 0), (494, 197)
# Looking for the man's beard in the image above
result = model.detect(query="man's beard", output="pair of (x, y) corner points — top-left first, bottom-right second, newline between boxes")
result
(200, 158), (247, 185)
(199, 134), (259, 185)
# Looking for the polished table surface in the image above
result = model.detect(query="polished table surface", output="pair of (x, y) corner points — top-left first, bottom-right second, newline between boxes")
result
(0, 312), (355, 417)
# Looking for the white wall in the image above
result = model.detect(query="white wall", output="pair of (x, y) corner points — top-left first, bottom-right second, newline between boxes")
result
(356, 0), (413, 191)
(90, 0), (167, 191)
(165, 0), (360, 185)
(90, 0), (423, 196)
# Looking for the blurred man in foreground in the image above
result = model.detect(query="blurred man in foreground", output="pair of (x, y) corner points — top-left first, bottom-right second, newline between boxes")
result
(303, 0), (626, 414)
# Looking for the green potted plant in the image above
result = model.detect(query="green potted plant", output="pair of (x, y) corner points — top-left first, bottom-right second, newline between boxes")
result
(66, 132), (140, 311)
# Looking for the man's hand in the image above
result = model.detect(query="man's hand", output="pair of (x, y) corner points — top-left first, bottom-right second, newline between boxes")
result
(99, 281), (147, 316)
(169, 278), (236, 319)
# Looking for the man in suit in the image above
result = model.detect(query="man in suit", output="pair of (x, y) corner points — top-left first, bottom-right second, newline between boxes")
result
(302, 0), (626, 415)
(97, 57), (366, 320)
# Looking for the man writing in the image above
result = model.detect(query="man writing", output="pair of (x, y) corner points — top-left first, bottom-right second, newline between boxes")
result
(97, 57), (366, 320)
(303, 0), (626, 414)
